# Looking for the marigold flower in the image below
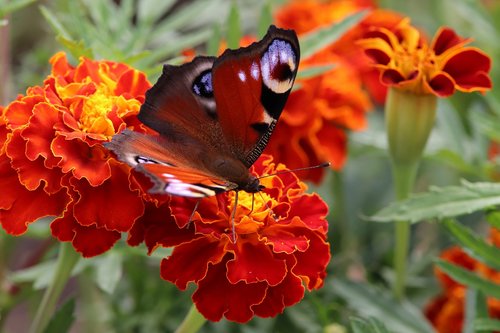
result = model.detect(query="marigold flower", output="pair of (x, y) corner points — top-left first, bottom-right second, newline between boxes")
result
(358, 18), (492, 97)
(425, 228), (500, 333)
(0, 52), (156, 257)
(129, 155), (330, 323)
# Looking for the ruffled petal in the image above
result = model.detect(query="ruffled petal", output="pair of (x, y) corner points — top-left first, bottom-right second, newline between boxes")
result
(442, 48), (492, 92)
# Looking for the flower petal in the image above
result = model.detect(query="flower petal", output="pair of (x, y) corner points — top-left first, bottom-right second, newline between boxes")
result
(193, 260), (267, 323)
(226, 241), (287, 286)
(431, 27), (469, 56)
(442, 48), (492, 92)
(426, 72), (456, 97)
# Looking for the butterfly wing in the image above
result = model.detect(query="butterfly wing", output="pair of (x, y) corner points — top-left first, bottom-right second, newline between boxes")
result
(105, 130), (236, 197)
(211, 25), (300, 167)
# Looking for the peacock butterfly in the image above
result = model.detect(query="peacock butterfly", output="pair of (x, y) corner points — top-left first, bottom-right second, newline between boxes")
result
(105, 25), (300, 198)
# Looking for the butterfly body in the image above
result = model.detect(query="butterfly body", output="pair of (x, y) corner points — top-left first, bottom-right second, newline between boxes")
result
(105, 25), (300, 198)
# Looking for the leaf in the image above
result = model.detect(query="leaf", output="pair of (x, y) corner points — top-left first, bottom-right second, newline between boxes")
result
(207, 23), (222, 56)
(443, 219), (500, 270)
(296, 64), (335, 80)
(56, 36), (93, 59)
(370, 180), (500, 223)
(435, 259), (500, 299)
(464, 289), (489, 333)
(226, 1), (241, 49)
(300, 10), (368, 59)
(43, 298), (76, 333)
(350, 317), (392, 333)
(332, 279), (434, 333)
(137, 0), (176, 25)
(39, 5), (73, 40)
(0, 0), (36, 17)
(474, 318), (500, 331)
(487, 211), (500, 229)
(94, 252), (123, 294)
(257, 1), (272, 38)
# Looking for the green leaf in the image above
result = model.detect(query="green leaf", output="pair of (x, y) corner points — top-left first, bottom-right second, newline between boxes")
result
(137, 0), (176, 24)
(94, 252), (123, 294)
(435, 259), (500, 299)
(370, 180), (500, 223)
(226, 1), (241, 49)
(333, 279), (434, 333)
(296, 64), (335, 80)
(300, 10), (367, 59)
(350, 317), (392, 333)
(443, 219), (500, 270)
(475, 318), (500, 331)
(257, 1), (272, 38)
(207, 24), (222, 56)
(0, 0), (36, 17)
(39, 5), (73, 40)
(464, 289), (489, 333)
(56, 36), (93, 59)
(487, 211), (500, 229)
(43, 298), (76, 333)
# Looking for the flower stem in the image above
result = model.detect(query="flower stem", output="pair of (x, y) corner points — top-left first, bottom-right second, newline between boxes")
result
(391, 162), (418, 300)
(29, 242), (80, 333)
(385, 88), (437, 299)
(174, 304), (207, 333)
(0, 16), (11, 105)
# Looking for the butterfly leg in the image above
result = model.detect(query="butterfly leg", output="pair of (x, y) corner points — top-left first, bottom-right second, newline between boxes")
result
(230, 191), (239, 243)
(248, 192), (256, 215)
(187, 199), (202, 228)
(258, 191), (277, 221)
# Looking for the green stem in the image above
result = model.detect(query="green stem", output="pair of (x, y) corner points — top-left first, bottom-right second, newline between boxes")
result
(332, 171), (353, 254)
(391, 162), (418, 300)
(29, 243), (80, 333)
(0, 16), (10, 105)
(174, 304), (207, 333)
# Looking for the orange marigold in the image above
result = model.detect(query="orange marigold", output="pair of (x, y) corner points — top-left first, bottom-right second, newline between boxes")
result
(0, 52), (160, 257)
(128, 155), (330, 323)
(358, 18), (492, 96)
(425, 228), (500, 333)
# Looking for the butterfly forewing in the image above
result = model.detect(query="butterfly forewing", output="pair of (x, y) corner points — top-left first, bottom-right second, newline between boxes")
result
(105, 25), (299, 197)
(212, 25), (300, 167)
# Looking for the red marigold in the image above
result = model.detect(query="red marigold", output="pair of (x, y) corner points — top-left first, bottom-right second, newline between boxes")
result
(129, 155), (330, 323)
(425, 228), (500, 333)
(0, 52), (157, 257)
(358, 19), (492, 97)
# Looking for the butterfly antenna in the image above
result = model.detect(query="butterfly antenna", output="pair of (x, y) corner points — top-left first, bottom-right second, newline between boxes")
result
(257, 162), (331, 180)
(258, 191), (277, 220)
(248, 192), (256, 215)
(230, 191), (239, 243)
(187, 199), (201, 228)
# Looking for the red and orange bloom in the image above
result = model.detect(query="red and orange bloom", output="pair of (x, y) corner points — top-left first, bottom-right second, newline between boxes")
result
(0, 52), (158, 257)
(425, 228), (500, 333)
(358, 18), (492, 97)
(129, 155), (330, 322)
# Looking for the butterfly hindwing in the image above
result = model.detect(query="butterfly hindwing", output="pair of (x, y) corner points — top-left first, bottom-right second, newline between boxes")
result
(105, 130), (236, 197)
(212, 25), (300, 167)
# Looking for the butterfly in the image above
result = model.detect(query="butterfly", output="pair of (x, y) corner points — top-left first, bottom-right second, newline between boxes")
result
(105, 25), (300, 198)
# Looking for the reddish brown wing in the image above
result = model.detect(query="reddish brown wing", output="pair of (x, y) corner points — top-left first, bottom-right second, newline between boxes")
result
(138, 56), (227, 152)
(105, 130), (236, 197)
(212, 25), (300, 167)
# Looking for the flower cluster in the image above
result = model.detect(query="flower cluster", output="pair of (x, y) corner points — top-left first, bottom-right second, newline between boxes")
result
(269, 0), (402, 181)
(425, 228), (500, 333)
(0, 52), (155, 257)
(358, 18), (492, 97)
(129, 155), (330, 322)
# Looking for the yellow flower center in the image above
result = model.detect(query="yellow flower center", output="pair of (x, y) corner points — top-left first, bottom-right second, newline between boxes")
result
(79, 84), (116, 136)
(229, 190), (275, 234)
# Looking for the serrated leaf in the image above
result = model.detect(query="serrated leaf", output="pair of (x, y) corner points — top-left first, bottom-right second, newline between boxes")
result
(435, 259), (500, 299)
(300, 10), (367, 59)
(226, 1), (241, 49)
(94, 252), (122, 294)
(333, 279), (434, 333)
(56, 36), (93, 59)
(474, 318), (500, 331)
(370, 180), (500, 223)
(443, 219), (500, 270)
(43, 298), (76, 333)
(137, 0), (176, 24)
